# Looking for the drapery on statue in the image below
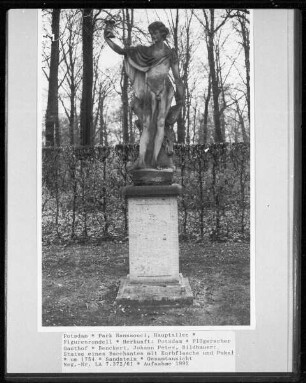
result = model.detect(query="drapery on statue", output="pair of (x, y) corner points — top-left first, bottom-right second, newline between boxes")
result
(104, 20), (184, 173)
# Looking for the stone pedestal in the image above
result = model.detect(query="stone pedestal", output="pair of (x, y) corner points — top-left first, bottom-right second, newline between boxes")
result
(116, 184), (193, 306)
(129, 168), (174, 186)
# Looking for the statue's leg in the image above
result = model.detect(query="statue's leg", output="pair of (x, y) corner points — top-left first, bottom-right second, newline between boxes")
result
(131, 97), (143, 133)
(152, 96), (166, 167)
(137, 113), (151, 168)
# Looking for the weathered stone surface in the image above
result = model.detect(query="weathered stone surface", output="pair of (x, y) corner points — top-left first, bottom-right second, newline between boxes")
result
(129, 168), (174, 186)
(128, 196), (179, 283)
(115, 187), (193, 307)
(116, 274), (193, 306)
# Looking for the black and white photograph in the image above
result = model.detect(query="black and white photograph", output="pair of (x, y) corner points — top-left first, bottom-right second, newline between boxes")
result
(6, 6), (300, 377)
(41, 8), (251, 328)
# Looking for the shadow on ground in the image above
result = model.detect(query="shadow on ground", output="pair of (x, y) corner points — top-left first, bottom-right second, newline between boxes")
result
(42, 241), (250, 327)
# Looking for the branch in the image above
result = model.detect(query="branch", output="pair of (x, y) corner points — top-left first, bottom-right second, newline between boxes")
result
(227, 9), (250, 23)
(93, 9), (102, 23)
(58, 94), (70, 120)
(42, 67), (49, 81)
(213, 10), (233, 34)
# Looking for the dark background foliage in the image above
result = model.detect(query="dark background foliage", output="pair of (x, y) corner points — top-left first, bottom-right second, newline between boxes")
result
(42, 143), (250, 244)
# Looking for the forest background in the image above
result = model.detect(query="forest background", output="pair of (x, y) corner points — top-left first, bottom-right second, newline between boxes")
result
(42, 8), (250, 147)
(41, 8), (251, 326)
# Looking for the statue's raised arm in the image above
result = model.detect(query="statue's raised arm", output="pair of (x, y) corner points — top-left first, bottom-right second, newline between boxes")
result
(104, 21), (126, 55)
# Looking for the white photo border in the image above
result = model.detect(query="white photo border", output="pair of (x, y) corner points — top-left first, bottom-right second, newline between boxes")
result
(6, 8), (299, 374)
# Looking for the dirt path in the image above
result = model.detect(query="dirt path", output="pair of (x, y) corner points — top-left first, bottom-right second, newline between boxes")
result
(42, 241), (250, 327)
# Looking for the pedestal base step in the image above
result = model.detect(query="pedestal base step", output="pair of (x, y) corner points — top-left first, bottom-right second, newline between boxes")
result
(115, 274), (193, 306)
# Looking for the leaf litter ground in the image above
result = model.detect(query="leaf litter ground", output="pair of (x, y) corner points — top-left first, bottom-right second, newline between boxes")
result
(42, 241), (250, 327)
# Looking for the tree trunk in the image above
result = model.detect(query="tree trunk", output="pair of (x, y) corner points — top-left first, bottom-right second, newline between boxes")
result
(104, 121), (108, 146)
(121, 65), (129, 143)
(59, 10), (82, 147)
(176, 104), (185, 143)
(172, 10), (185, 144)
(186, 92), (191, 144)
(208, 41), (222, 142)
(129, 105), (134, 144)
(93, 91), (100, 139)
(192, 106), (197, 144)
(238, 12), (250, 122)
(121, 9), (133, 143)
(69, 86), (75, 146)
(220, 109), (226, 141)
(75, 107), (80, 146)
(201, 74), (211, 145)
(234, 112), (238, 143)
(237, 102), (248, 142)
(45, 9), (60, 147)
(80, 9), (93, 146)
(240, 116), (248, 143)
(205, 10), (223, 143)
(99, 97), (105, 145)
(183, 14), (193, 144)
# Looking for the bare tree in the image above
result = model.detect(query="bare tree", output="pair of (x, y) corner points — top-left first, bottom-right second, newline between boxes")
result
(167, 10), (184, 143)
(201, 72), (212, 145)
(182, 11), (194, 144)
(78, 8), (121, 145)
(196, 9), (232, 143)
(120, 9), (134, 143)
(80, 9), (94, 146)
(186, 76), (198, 144)
(93, 74), (113, 145)
(45, 9), (61, 147)
(233, 98), (249, 142)
(59, 9), (82, 146)
(165, 9), (195, 143)
(232, 10), (250, 122)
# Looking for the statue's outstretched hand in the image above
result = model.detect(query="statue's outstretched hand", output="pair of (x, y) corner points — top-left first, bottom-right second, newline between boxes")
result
(104, 27), (125, 55)
(104, 28), (115, 39)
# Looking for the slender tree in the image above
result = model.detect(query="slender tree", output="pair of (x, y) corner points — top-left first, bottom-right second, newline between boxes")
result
(170, 10), (185, 143)
(80, 9), (94, 146)
(93, 75), (113, 145)
(181, 11), (194, 144)
(202, 73), (212, 145)
(204, 10), (222, 143)
(98, 93), (107, 145)
(235, 99), (249, 142)
(59, 10), (82, 146)
(165, 9), (194, 143)
(120, 9), (134, 143)
(92, 51), (104, 143)
(45, 9), (61, 147)
(235, 10), (250, 122)
(196, 9), (232, 143)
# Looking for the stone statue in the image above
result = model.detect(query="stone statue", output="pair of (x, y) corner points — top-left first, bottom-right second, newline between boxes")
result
(104, 20), (184, 174)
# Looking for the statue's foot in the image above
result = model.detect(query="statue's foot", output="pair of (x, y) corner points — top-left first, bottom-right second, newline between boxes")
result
(150, 158), (158, 169)
(130, 158), (146, 171)
(155, 165), (175, 171)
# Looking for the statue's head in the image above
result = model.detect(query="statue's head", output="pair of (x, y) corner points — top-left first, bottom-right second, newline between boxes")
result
(148, 21), (169, 41)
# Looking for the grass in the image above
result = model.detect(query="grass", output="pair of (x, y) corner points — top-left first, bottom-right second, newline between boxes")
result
(42, 240), (250, 327)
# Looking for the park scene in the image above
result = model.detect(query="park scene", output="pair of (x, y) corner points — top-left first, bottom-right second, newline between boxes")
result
(41, 8), (250, 327)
